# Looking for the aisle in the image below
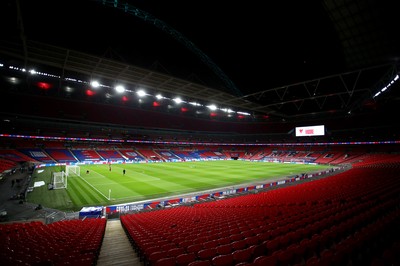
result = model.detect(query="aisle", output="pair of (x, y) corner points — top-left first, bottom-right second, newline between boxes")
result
(97, 219), (143, 266)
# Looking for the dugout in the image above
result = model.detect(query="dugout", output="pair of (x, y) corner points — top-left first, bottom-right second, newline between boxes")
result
(79, 206), (104, 219)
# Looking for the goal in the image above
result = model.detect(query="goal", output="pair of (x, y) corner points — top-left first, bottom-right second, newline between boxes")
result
(53, 171), (67, 189)
(65, 165), (80, 177)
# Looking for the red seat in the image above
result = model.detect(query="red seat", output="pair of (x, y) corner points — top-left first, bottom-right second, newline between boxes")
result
(277, 248), (295, 266)
(217, 237), (231, 246)
(187, 243), (204, 254)
(176, 253), (197, 266)
(142, 246), (160, 259)
(179, 240), (194, 250)
(232, 239), (247, 251)
(230, 234), (243, 242)
(216, 243), (232, 255)
(197, 247), (217, 261)
(253, 255), (277, 266)
(319, 249), (334, 266)
(235, 263), (252, 266)
(167, 247), (185, 257)
(188, 261), (212, 266)
(266, 238), (280, 255)
(232, 247), (253, 264)
(154, 257), (176, 266)
(211, 254), (234, 266)
(148, 250), (168, 265)
(251, 242), (267, 260)
(305, 256), (319, 266)
(203, 240), (218, 249)
(244, 236), (259, 247)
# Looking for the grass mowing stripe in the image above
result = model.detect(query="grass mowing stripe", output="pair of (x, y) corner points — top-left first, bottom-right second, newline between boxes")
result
(72, 173), (110, 200)
(69, 177), (93, 205)
(69, 176), (106, 204)
(66, 178), (89, 206)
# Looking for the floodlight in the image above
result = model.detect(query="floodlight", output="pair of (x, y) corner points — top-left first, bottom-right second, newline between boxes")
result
(136, 90), (146, 97)
(115, 85), (125, 93)
(207, 104), (217, 110)
(91, 81), (100, 88)
(173, 97), (182, 104)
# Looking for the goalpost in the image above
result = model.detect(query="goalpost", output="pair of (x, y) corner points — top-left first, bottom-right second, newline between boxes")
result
(53, 171), (67, 189)
(52, 165), (80, 190)
(66, 165), (80, 177)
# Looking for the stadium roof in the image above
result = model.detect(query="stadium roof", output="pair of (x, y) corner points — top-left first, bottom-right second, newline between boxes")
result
(1, 0), (399, 124)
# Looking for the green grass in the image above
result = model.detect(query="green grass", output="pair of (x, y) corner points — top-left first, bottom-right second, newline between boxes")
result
(26, 160), (330, 211)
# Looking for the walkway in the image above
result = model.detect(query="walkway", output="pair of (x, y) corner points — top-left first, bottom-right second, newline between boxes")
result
(97, 219), (143, 266)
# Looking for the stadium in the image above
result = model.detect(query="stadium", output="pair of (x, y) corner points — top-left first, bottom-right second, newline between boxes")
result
(0, 1), (399, 266)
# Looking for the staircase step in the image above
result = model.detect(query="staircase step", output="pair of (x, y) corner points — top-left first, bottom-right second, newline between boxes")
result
(97, 219), (143, 266)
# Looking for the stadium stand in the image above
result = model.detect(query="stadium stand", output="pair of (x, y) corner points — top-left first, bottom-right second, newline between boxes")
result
(0, 218), (106, 265)
(0, 149), (41, 163)
(0, 2), (399, 266)
(44, 148), (78, 163)
(118, 149), (145, 162)
(96, 149), (126, 161)
(71, 149), (102, 162)
(18, 148), (55, 163)
(120, 161), (400, 266)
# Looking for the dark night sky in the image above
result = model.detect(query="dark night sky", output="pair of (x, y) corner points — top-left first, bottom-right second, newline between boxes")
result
(1, 0), (348, 96)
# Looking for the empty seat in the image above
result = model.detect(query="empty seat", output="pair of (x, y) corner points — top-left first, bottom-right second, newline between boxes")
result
(167, 247), (185, 257)
(232, 239), (247, 251)
(187, 243), (204, 254)
(148, 250), (167, 265)
(197, 247), (217, 261)
(176, 253), (197, 266)
(211, 254), (234, 266)
(253, 255), (277, 266)
(188, 260), (212, 266)
(216, 243), (232, 255)
(154, 257), (176, 266)
(232, 247), (253, 264)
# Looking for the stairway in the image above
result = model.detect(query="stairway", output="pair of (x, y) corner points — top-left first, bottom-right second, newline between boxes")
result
(97, 219), (143, 266)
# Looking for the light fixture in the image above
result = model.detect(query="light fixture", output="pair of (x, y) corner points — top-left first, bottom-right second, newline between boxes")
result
(136, 90), (146, 97)
(115, 85), (125, 93)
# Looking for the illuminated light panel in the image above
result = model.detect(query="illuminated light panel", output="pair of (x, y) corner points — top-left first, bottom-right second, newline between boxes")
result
(122, 96), (128, 102)
(6, 77), (20, 84)
(153, 101), (160, 107)
(65, 86), (74, 93)
(86, 89), (95, 96)
(181, 107), (188, 112)
(36, 82), (52, 90)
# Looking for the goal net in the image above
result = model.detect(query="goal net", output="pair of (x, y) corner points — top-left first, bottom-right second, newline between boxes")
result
(66, 165), (80, 177)
(53, 171), (67, 189)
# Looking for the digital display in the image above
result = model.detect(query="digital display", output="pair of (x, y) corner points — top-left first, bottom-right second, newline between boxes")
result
(295, 125), (325, 137)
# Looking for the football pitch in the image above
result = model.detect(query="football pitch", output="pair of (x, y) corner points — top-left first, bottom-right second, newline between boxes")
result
(27, 160), (331, 211)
